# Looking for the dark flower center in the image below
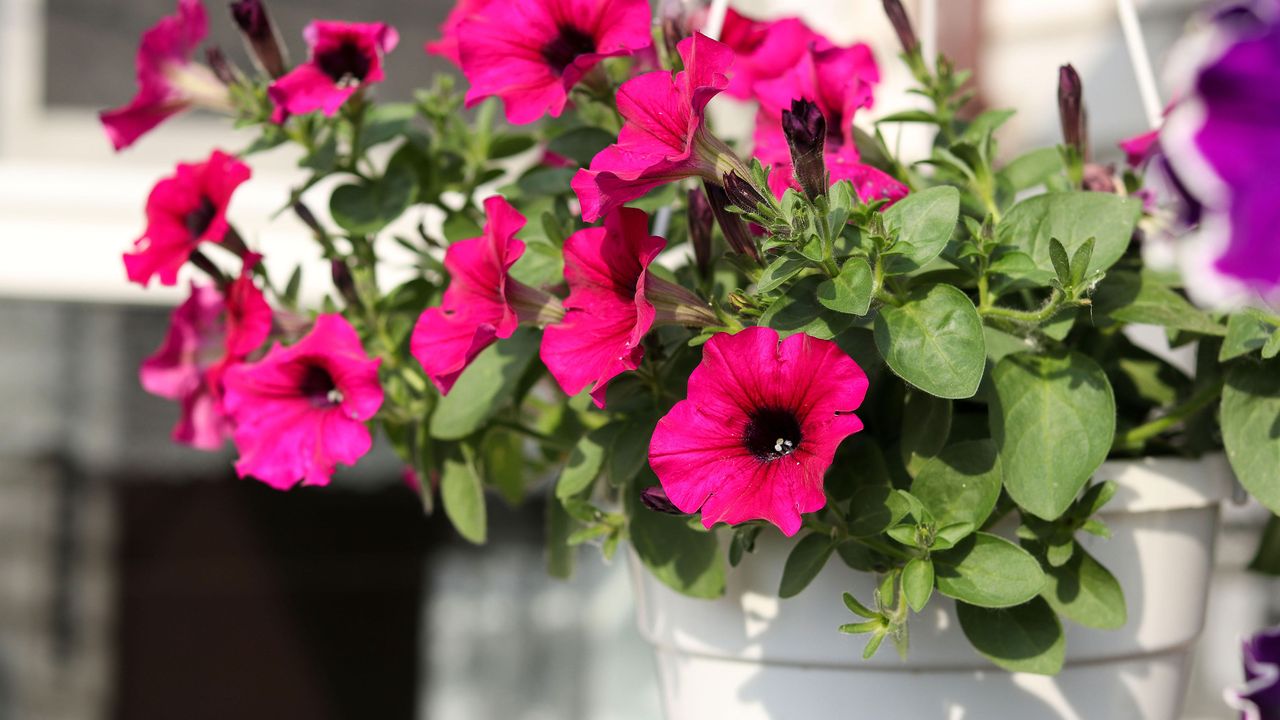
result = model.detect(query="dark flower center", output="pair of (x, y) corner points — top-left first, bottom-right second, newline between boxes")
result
(185, 196), (218, 238)
(541, 24), (596, 74)
(743, 407), (803, 461)
(298, 363), (342, 407)
(317, 40), (371, 84)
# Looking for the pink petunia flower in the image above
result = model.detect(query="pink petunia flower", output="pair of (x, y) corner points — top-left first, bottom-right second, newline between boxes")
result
(541, 207), (717, 408)
(141, 256), (272, 450)
(717, 9), (822, 100)
(267, 20), (399, 123)
(454, 0), (651, 124)
(223, 314), (384, 489)
(410, 196), (563, 394)
(648, 326), (868, 537)
(571, 33), (744, 223)
(124, 149), (252, 288)
(424, 0), (493, 67)
(752, 43), (907, 204)
(99, 0), (232, 151)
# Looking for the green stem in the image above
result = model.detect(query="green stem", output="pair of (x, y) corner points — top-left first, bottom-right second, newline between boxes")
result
(980, 289), (1068, 325)
(492, 419), (574, 452)
(1113, 379), (1225, 450)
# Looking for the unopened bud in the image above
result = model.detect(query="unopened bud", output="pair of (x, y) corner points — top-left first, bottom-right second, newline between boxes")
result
(1058, 64), (1087, 158)
(687, 188), (714, 278)
(705, 182), (760, 263)
(722, 171), (768, 214)
(204, 46), (237, 86)
(659, 0), (690, 69)
(882, 0), (919, 56)
(331, 260), (358, 306)
(1082, 163), (1117, 194)
(782, 98), (828, 200)
(231, 0), (288, 78)
(640, 486), (682, 515)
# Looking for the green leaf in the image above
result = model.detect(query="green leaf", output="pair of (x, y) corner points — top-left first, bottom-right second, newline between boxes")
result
(761, 275), (855, 340)
(778, 533), (836, 598)
(547, 126), (616, 166)
(934, 533), (1045, 607)
(843, 591), (879, 618)
(874, 285), (986, 399)
(627, 483), (726, 598)
(847, 484), (911, 537)
(546, 491), (578, 579)
(903, 557), (935, 612)
(910, 440), (1003, 531)
(517, 166), (577, 196)
(882, 186), (961, 273)
(429, 329), (540, 440)
(441, 447), (487, 544)
(956, 598), (1065, 675)
(361, 103), (416, 148)
(1222, 359), (1280, 514)
(817, 257), (874, 316)
(1048, 238), (1072, 287)
(998, 147), (1063, 192)
(1070, 238), (1094, 288)
(900, 390), (952, 475)
(1040, 546), (1126, 629)
(1092, 271), (1226, 336)
(1221, 309), (1278, 361)
(606, 420), (652, 487)
(878, 109), (938, 124)
(480, 429), (524, 505)
(1266, 331), (1280, 360)
(329, 153), (418, 236)
(995, 192), (1141, 277)
(989, 350), (1116, 520)
(488, 133), (536, 159)
(556, 424), (618, 500)
(757, 253), (809, 293)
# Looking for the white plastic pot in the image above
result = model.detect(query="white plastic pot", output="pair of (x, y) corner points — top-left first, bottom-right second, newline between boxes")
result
(630, 454), (1235, 720)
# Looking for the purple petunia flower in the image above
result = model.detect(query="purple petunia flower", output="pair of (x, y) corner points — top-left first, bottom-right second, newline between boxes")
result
(1225, 625), (1280, 720)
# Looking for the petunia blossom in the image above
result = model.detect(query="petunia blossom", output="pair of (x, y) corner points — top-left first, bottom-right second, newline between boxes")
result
(648, 326), (868, 537)
(100, 0), (232, 151)
(223, 314), (384, 489)
(410, 196), (563, 394)
(572, 33), (743, 223)
(124, 149), (252, 287)
(753, 42), (907, 204)
(541, 207), (716, 408)
(455, 0), (651, 124)
(424, 0), (493, 67)
(1225, 625), (1280, 720)
(268, 21), (399, 123)
(140, 256), (272, 450)
(716, 9), (821, 100)
(1162, 0), (1280, 297)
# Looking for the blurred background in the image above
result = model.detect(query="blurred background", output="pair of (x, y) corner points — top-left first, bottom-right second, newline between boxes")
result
(0, 0), (1275, 718)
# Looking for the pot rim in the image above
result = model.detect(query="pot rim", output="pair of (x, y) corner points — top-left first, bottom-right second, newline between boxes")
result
(1094, 452), (1234, 514)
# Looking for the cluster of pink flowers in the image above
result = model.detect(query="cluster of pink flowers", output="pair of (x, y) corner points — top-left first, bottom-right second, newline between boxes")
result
(105, 0), (883, 535)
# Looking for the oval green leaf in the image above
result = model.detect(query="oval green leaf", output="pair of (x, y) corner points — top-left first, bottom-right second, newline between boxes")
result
(874, 285), (986, 399)
(779, 533), (836, 598)
(1222, 359), (1280, 514)
(910, 440), (1003, 530)
(934, 532), (1045, 608)
(956, 597), (1065, 675)
(995, 191), (1141, 276)
(989, 350), (1115, 520)
(882, 186), (960, 273)
(430, 329), (540, 440)
(1040, 546), (1127, 630)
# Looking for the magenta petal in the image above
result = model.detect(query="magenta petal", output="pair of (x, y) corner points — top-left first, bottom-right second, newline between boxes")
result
(540, 207), (662, 406)
(269, 20), (398, 122)
(410, 196), (527, 393)
(648, 327), (867, 536)
(456, 0), (652, 124)
(719, 10), (821, 100)
(223, 314), (383, 489)
(572, 33), (734, 222)
(268, 63), (357, 120)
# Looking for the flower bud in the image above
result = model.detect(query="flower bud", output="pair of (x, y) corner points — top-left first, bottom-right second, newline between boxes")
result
(688, 188), (714, 278)
(204, 46), (237, 86)
(231, 0), (288, 78)
(782, 99), (828, 199)
(1082, 163), (1116, 194)
(640, 486), (682, 515)
(1058, 64), (1088, 159)
(882, 0), (919, 56)
(722, 171), (768, 214)
(331, 259), (359, 306)
(659, 0), (690, 70)
(706, 182), (760, 263)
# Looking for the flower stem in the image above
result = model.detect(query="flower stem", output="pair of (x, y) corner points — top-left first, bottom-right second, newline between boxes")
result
(1113, 379), (1225, 451)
